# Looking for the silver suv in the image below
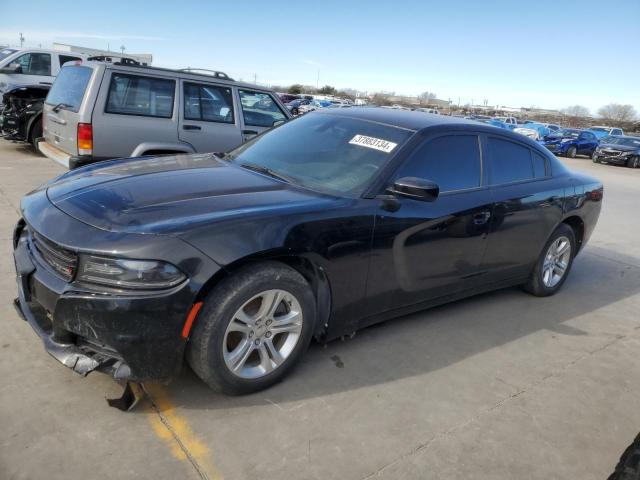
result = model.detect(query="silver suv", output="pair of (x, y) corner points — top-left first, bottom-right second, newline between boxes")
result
(38, 61), (292, 169)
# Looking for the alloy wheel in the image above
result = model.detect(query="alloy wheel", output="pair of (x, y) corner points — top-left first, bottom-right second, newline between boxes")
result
(223, 289), (303, 379)
(542, 236), (572, 288)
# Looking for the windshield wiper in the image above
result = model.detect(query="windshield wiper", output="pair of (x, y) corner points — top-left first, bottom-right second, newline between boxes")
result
(239, 162), (297, 184)
(52, 102), (70, 113)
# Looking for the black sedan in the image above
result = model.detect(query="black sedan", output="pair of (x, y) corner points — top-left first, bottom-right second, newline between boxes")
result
(13, 108), (603, 395)
(592, 135), (640, 168)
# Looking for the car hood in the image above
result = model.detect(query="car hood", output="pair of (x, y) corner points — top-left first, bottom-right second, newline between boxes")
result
(598, 143), (638, 153)
(45, 153), (339, 235)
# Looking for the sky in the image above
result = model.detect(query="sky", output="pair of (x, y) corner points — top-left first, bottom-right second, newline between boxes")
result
(1, 0), (638, 114)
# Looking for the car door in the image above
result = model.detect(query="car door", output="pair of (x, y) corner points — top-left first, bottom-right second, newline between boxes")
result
(178, 80), (243, 153)
(481, 135), (564, 283)
(8, 52), (53, 87)
(366, 132), (493, 314)
(237, 89), (288, 143)
(577, 131), (598, 155)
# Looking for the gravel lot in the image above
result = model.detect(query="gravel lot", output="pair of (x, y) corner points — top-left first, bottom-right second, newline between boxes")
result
(1, 141), (639, 480)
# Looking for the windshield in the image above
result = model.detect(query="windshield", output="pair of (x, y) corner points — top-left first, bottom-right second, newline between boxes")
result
(0, 48), (18, 63)
(226, 113), (413, 196)
(601, 136), (640, 147)
(45, 66), (93, 112)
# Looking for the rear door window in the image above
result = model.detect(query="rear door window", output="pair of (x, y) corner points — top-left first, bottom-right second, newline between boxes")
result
(183, 82), (234, 123)
(394, 134), (482, 192)
(58, 55), (82, 66)
(45, 66), (93, 112)
(106, 73), (175, 118)
(238, 90), (287, 127)
(532, 151), (547, 178)
(488, 137), (534, 185)
(13, 53), (51, 76)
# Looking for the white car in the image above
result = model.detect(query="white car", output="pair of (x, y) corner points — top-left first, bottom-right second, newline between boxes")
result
(0, 48), (86, 96)
(416, 107), (440, 115)
(514, 127), (542, 140)
(298, 100), (330, 114)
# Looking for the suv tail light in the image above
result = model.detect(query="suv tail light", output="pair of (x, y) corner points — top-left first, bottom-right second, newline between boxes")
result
(77, 123), (93, 156)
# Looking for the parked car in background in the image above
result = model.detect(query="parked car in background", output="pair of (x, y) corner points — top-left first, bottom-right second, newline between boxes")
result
(0, 48), (85, 97)
(476, 117), (510, 129)
(13, 108), (603, 394)
(544, 123), (561, 132)
(278, 93), (300, 104)
(592, 135), (640, 168)
(416, 107), (440, 115)
(542, 128), (599, 158)
(37, 60), (291, 169)
(494, 116), (518, 128)
(514, 123), (551, 141)
(588, 126), (624, 138)
(0, 84), (49, 148)
(298, 99), (332, 114)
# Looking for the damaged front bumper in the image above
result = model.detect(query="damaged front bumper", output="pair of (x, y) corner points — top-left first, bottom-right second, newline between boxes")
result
(12, 221), (196, 382)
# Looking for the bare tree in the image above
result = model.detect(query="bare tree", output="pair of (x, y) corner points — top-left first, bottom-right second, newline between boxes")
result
(418, 91), (437, 105)
(562, 105), (590, 118)
(597, 104), (637, 123)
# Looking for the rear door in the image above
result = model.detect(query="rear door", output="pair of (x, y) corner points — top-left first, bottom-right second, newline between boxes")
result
(481, 136), (564, 282)
(43, 64), (95, 156)
(236, 89), (289, 142)
(178, 80), (242, 153)
(577, 131), (598, 155)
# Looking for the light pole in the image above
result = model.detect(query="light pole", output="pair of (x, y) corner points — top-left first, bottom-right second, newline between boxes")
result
(120, 45), (126, 56)
(19, 33), (25, 48)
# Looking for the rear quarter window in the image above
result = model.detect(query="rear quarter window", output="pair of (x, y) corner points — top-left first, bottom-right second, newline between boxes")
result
(488, 137), (534, 185)
(45, 66), (93, 112)
(106, 73), (175, 118)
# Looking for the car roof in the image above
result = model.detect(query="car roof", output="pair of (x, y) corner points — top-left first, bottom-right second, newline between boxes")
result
(80, 60), (274, 92)
(318, 106), (480, 131)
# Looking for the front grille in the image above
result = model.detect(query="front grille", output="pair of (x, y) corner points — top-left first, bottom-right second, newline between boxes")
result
(31, 230), (78, 281)
(600, 149), (622, 157)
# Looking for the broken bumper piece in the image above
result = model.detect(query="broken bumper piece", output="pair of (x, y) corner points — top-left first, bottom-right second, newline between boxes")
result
(13, 296), (132, 379)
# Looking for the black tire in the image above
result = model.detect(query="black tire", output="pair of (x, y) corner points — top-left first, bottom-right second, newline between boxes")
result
(186, 261), (316, 394)
(566, 146), (577, 158)
(627, 156), (640, 169)
(607, 432), (640, 480)
(29, 118), (42, 151)
(522, 223), (576, 297)
(292, 107), (299, 115)
(592, 152), (600, 163)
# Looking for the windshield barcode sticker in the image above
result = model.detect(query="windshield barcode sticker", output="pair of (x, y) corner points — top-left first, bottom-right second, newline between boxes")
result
(349, 135), (398, 153)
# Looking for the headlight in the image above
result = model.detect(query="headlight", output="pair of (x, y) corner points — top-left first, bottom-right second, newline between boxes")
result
(622, 151), (636, 157)
(77, 255), (186, 289)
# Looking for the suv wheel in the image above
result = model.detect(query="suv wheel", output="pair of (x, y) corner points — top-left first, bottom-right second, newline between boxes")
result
(522, 223), (576, 297)
(566, 146), (577, 158)
(187, 262), (316, 394)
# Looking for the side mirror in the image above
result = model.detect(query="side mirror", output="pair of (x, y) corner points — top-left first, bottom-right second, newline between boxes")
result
(0, 63), (21, 74)
(388, 177), (439, 202)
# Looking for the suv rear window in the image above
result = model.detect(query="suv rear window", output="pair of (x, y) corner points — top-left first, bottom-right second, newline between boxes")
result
(106, 73), (175, 118)
(46, 66), (93, 113)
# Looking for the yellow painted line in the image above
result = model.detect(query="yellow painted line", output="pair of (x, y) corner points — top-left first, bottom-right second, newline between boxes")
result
(141, 382), (222, 480)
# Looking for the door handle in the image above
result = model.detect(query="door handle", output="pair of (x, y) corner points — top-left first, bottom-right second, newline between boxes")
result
(183, 124), (201, 130)
(473, 211), (491, 225)
(242, 129), (258, 135)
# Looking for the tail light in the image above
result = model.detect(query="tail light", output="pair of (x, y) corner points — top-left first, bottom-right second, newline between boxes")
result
(77, 123), (93, 156)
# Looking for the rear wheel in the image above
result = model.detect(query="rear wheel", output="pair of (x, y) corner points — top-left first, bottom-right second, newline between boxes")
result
(187, 262), (316, 394)
(523, 224), (576, 297)
(627, 156), (640, 168)
(566, 146), (577, 158)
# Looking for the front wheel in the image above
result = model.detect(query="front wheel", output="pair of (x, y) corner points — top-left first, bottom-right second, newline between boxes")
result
(522, 224), (576, 297)
(566, 146), (577, 158)
(29, 118), (42, 151)
(592, 152), (600, 163)
(627, 156), (640, 168)
(186, 262), (316, 395)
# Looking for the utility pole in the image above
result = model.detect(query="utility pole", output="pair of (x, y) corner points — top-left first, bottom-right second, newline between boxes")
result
(120, 45), (126, 55)
(254, 73), (257, 84)
(19, 33), (25, 48)
(316, 69), (320, 89)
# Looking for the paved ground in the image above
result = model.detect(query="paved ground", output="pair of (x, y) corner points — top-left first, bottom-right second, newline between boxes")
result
(1, 140), (639, 480)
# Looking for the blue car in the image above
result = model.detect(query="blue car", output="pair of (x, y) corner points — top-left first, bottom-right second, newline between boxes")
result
(588, 126), (624, 139)
(542, 129), (599, 158)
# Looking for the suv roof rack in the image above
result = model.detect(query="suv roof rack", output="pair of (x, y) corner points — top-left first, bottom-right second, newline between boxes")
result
(87, 55), (144, 66)
(178, 68), (233, 81)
